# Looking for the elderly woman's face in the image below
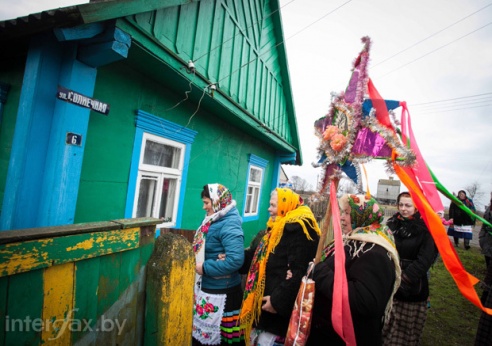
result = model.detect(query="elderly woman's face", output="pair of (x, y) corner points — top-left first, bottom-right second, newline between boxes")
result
(268, 191), (278, 220)
(340, 205), (353, 234)
(458, 191), (466, 200)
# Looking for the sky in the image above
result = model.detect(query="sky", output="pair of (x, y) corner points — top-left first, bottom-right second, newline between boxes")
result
(278, 0), (492, 210)
(1, 0), (491, 209)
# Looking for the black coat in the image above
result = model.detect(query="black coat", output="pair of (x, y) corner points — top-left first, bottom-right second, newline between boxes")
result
(241, 222), (319, 337)
(307, 241), (396, 346)
(386, 212), (438, 302)
(449, 200), (475, 226)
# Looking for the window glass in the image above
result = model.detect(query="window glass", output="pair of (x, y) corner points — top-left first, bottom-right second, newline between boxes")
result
(159, 178), (177, 223)
(143, 140), (181, 168)
(250, 167), (262, 183)
(245, 165), (263, 216)
(136, 175), (157, 218)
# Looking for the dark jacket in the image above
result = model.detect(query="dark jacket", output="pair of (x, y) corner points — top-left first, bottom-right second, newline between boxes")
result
(475, 247), (492, 345)
(386, 212), (437, 302)
(307, 241), (396, 346)
(201, 206), (244, 290)
(449, 199), (476, 226)
(241, 222), (319, 337)
(479, 206), (492, 258)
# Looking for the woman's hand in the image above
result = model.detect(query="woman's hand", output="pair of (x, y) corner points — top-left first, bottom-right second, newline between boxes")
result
(286, 269), (292, 280)
(261, 296), (277, 314)
(196, 262), (204, 275)
(217, 253), (226, 261)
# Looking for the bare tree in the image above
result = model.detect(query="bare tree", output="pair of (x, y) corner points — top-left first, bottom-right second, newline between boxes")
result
(464, 181), (485, 209)
(291, 175), (311, 193)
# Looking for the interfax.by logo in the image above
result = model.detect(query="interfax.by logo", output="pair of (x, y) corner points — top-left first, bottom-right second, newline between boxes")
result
(5, 309), (127, 340)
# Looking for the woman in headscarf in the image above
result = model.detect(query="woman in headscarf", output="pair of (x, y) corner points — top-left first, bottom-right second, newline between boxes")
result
(382, 192), (438, 346)
(307, 194), (401, 346)
(448, 189), (476, 249)
(192, 184), (245, 346)
(239, 188), (321, 346)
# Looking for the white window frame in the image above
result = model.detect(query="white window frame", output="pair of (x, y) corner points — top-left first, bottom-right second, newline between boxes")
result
(132, 132), (185, 228)
(244, 164), (263, 217)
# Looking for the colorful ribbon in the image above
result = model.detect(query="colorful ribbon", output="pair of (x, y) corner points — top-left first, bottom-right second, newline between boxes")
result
(367, 79), (392, 130)
(400, 102), (444, 212)
(394, 163), (492, 315)
(428, 168), (492, 229)
(330, 182), (357, 345)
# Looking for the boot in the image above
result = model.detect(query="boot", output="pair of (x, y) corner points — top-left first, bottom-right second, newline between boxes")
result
(454, 237), (459, 247)
(464, 239), (470, 250)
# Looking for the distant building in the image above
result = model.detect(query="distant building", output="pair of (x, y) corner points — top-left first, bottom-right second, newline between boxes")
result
(377, 177), (401, 205)
(278, 166), (293, 188)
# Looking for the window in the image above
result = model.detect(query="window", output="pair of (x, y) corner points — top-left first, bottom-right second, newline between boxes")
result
(133, 133), (184, 228)
(245, 165), (262, 215)
(243, 154), (268, 220)
(126, 110), (197, 232)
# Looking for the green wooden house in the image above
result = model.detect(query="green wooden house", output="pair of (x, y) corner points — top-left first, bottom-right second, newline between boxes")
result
(0, 1), (304, 343)
(0, 0), (302, 244)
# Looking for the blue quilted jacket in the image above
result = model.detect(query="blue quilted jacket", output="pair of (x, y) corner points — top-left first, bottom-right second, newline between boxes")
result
(201, 206), (244, 290)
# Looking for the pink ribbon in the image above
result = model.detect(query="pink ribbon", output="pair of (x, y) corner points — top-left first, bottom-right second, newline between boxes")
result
(400, 102), (444, 212)
(330, 183), (357, 345)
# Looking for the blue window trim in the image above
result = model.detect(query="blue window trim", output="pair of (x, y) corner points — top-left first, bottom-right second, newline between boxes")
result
(243, 154), (268, 222)
(125, 110), (197, 232)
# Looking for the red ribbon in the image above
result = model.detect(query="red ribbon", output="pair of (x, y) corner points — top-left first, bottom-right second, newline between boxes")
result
(330, 183), (357, 345)
(367, 78), (393, 130)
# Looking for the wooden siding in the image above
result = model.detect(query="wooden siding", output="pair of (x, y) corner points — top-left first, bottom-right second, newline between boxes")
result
(75, 62), (274, 243)
(0, 218), (159, 345)
(128, 0), (294, 145)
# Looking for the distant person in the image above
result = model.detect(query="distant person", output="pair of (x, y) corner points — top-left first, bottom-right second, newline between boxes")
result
(239, 188), (321, 345)
(382, 192), (438, 346)
(448, 190), (476, 250)
(437, 211), (453, 226)
(479, 195), (492, 268)
(307, 194), (400, 346)
(192, 184), (245, 346)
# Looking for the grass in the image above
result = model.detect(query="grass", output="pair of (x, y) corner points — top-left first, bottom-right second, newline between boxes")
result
(422, 245), (488, 345)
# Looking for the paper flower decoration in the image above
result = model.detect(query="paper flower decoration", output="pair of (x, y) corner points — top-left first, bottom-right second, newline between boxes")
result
(323, 125), (339, 141)
(330, 133), (348, 152)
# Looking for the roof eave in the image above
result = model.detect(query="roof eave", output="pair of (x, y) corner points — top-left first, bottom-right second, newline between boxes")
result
(0, 0), (200, 41)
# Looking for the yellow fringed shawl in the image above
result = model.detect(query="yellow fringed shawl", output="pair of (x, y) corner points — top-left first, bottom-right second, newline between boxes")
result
(239, 188), (321, 344)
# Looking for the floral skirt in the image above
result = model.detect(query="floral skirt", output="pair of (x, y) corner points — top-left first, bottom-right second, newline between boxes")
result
(193, 285), (244, 345)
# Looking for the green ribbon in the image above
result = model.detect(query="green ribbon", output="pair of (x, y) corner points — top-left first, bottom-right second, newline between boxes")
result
(429, 167), (492, 229)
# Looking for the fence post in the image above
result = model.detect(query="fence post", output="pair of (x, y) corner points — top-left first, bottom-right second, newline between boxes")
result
(144, 232), (195, 345)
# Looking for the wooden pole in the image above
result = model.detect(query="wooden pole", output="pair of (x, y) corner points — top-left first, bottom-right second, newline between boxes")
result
(314, 177), (339, 264)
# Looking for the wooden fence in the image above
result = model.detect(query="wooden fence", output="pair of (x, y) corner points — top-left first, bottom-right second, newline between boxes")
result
(0, 218), (165, 345)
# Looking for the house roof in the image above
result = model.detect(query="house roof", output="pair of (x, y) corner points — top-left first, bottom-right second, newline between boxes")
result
(0, 0), (193, 39)
(378, 179), (401, 187)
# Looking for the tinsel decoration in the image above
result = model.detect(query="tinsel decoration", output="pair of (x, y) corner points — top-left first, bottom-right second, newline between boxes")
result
(313, 36), (416, 193)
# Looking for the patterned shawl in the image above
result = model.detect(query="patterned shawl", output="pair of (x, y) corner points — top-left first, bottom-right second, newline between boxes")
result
(239, 188), (321, 344)
(192, 184), (236, 284)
